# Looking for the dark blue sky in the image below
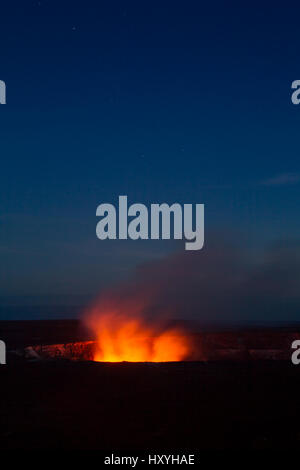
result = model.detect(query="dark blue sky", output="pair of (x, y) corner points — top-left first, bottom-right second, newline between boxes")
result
(1, 1), (300, 318)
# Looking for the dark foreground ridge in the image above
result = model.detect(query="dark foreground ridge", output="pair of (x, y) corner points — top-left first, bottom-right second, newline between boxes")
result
(1, 360), (300, 450)
(1, 320), (300, 450)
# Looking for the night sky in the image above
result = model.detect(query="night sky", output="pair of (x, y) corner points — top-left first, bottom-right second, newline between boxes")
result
(1, 1), (300, 320)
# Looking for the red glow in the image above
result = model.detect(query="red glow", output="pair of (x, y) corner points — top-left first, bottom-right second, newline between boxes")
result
(86, 310), (191, 362)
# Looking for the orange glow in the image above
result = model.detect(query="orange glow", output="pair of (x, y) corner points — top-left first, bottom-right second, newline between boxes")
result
(89, 312), (191, 362)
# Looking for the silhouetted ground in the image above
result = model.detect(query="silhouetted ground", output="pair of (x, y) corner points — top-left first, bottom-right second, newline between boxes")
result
(1, 320), (300, 450)
(0, 320), (89, 349)
(1, 360), (300, 450)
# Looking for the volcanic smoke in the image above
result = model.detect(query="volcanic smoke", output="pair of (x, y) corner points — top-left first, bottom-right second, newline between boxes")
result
(84, 236), (298, 362)
(84, 299), (192, 362)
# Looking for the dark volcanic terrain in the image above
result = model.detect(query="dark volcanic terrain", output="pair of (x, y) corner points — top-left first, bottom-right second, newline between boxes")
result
(1, 320), (300, 450)
(1, 360), (300, 450)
